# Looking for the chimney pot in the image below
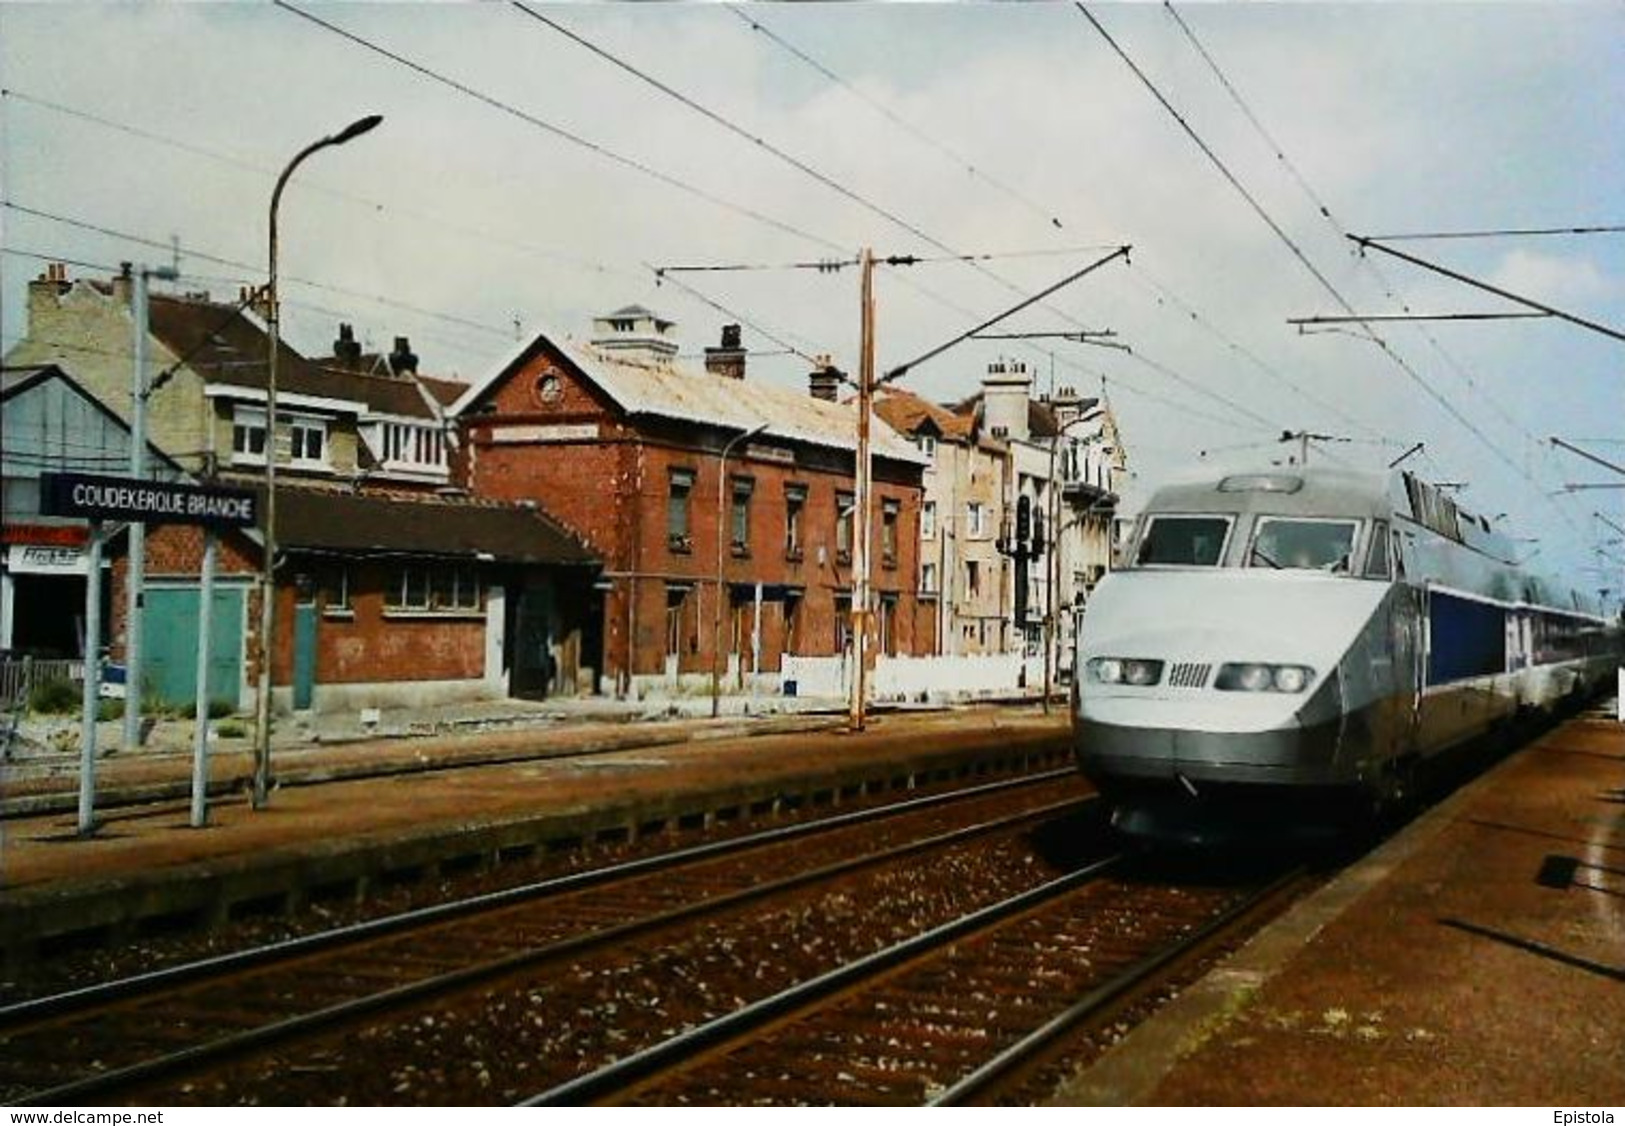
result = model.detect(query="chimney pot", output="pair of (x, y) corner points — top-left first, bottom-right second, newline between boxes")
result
(704, 323), (747, 380)
(389, 335), (419, 375)
(334, 323), (362, 368)
(809, 364), (843, 402)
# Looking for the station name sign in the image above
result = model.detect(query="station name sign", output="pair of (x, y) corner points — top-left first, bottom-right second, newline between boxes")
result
(40, 472), (259, 529)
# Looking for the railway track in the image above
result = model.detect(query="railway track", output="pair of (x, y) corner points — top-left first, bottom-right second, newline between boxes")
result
(1, 769), (1094, 1105)
(527, 860), (1308, 1106)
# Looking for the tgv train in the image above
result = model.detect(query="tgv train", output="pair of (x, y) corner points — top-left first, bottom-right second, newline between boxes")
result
(1072, 466), (1621, 841)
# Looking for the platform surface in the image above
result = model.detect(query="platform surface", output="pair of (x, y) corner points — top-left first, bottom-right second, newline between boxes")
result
(1055, 709), (1625, 1107)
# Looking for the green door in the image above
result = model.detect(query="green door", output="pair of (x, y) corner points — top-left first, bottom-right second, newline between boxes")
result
(293, 602), (318, 711)
(143, 586), (244, 711)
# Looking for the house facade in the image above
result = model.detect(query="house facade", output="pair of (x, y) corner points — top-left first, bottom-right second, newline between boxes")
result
(452, 312), (930, 699)
(3, 265), (599, 713)
(881, 358), (1127, 676)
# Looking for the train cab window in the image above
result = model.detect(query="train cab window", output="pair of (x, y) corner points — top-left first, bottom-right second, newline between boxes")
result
(1135, 515), (1232, 567)
(1248, 517), (1358, 573)
(1365, 518), (1392, 579)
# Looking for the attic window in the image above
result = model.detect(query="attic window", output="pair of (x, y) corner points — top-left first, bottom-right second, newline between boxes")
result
(917, 435), (937, 459)
(533, 374), (562, 406)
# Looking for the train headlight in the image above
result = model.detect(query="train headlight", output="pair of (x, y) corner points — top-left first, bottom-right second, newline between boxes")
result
(1215, 662), (1315, 693)
(1086, 657), (1164, 686)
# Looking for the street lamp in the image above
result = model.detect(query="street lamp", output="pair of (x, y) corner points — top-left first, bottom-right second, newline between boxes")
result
(253, 114), (382, 810)
(711, 421), (770, 718)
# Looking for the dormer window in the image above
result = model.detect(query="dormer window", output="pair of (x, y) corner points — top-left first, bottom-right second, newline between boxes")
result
(917, 434), (937, 459)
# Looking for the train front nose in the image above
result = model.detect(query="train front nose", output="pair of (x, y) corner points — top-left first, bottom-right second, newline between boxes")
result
(1075, 676), (1345, 792)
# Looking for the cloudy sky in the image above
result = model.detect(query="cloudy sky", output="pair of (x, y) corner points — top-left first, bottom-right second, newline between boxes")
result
(2, 2), (1621, 593)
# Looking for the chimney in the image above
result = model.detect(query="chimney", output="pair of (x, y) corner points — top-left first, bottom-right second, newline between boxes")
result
(704, 323), (747, 380)
(809, 355), (842, 402)
(389, 335), (418, 375)
(333, 323), (363, 369)
(111, 261), (134, 306)
(981, 357), (1032, 443)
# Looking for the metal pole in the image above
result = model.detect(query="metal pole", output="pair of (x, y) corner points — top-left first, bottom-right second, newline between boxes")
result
(77, 522), (103, 837)
(189, 529), (217, 828)
(123, 269), (148, 752)
(850, 248), (875, 732)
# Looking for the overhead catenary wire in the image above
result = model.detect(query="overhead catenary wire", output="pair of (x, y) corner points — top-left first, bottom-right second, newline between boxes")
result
(1079, 2), (1580, 539)
(722, 5), (1067, 234)
(273, 0), (843, 255)
(1159, 2), (1578, 491)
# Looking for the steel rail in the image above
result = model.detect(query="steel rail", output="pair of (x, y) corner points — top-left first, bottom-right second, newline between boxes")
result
(1, 767), (1076, 1030)
(10, 791), (1088, 1106)
(519, 852), (1128, 1106)
(928, 865), (1309, 1105)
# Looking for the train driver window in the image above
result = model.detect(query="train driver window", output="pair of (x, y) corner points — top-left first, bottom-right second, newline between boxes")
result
(1365, 518), (1392, 579)
(1135, 515), (1232, 567)
(1248, 517), (1358, 572)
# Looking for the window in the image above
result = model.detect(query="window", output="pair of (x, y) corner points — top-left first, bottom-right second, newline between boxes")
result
(387, 565), (480, 612)
(917, 434), (937, 459)
(289, 417), (327, 465)
(1248, 518), (1358, 573)
(231, 408), (267, 464)
(383, 423), (446, 470)
(1365, 519), (1392, 580)
(834, 593), (853, 652)
(665, 585), (689, 659)
(731, 476), (754, 554)
(922, 500), (936, 540)
(881, 499), (900, 566)
(967, 502), (987, 538)
(967, 559), (982, 597)
(879, 595), (898, 657)
(836, 491), (854, 563)
(1135, 515), (1233, 567)
(320, 565), (351, 615)
(921, 561), (939, 596)
(784, 484), (806, 558)
(668, 469), (694, 550)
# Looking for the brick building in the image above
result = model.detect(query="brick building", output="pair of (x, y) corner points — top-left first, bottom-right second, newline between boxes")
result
(3, 266), (599, 713)
(451, 312), (930, 698)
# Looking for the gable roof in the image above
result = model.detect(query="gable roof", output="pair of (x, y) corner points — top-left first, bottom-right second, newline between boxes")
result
(453, 328), (926, 466)
(874, 387), (976, 442)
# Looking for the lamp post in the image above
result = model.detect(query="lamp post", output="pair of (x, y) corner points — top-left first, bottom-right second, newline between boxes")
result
(711, 421), (769, 718)
(252, 114), (382, 810)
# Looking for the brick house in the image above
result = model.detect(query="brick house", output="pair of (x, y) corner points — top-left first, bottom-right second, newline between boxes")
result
(451, 311), (930, 698)
(3, 265), (599, 713)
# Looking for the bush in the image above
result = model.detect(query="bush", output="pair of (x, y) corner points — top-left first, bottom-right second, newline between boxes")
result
(97, 699), (125, 721)
(216, 720), (247, 738)
(27, 677), (80, 714)
(208, 699), (235, 720)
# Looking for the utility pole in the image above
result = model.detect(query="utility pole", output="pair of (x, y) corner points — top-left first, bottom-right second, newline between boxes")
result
(124, 263), (178, 753)
(850, 248), (876, 732)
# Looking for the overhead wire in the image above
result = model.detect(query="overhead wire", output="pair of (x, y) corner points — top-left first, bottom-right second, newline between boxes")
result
(1157, 0), (1600, 550)
(721, 5), (1067, 234)
(1079, 3), (1569, 535)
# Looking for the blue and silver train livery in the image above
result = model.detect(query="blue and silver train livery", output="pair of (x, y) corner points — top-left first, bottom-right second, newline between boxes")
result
(1072, 466), (1620, 841)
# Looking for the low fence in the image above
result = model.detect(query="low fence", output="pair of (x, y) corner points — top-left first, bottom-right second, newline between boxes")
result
(781, 652), (1049, 702)
(0, 657), (86, 708)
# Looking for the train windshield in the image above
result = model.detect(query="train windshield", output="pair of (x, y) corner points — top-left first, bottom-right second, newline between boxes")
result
(1135, 515), (1232, 566)
(1249, 517), (1359, 572)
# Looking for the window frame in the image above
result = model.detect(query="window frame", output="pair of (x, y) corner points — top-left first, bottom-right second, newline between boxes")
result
(784, 483), (807, 559)
(1245, 515), (1361, 573)
(667, 468), (695, 551)
(1133, 513), (1236, 569)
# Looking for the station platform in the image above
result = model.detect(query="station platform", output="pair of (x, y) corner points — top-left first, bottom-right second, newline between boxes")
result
(1056, 706), (1625, 1106)
(0, 703), (1072, 963)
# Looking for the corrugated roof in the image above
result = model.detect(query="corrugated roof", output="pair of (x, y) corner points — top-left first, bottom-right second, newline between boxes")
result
(455, 329), (926, 466)
(273, 485), (597, 565)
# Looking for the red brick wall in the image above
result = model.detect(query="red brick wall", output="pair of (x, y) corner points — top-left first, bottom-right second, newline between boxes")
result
(460, 341), (928, 684)
(114, 525), (485, 689)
